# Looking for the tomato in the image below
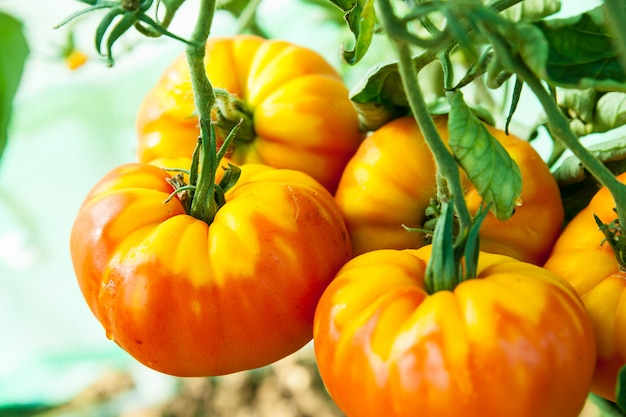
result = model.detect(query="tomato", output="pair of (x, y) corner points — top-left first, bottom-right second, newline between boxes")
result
(334, 115), (564, 265)
(544, 171), (626, 401)
(313, 246), (596, 417)
(136, 34), (364, 193)
(70, 161), (352, 376)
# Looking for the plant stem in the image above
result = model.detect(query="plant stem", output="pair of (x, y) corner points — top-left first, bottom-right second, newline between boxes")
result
(186, 0), (217, 117)
(236, 0), (263, 33)
(185, 0), (220, 223)
(377, 0), (473, 234)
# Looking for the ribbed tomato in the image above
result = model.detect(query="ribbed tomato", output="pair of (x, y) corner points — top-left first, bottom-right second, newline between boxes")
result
(544, 171), (626, 401)
(70, 161), (352, 376)
(314, 246), (596, 417)
(136, 34), (363, 192)
(334, 115), (564, 264)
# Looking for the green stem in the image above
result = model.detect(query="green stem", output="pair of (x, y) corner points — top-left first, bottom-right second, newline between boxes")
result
(378, 0), (472, 234)
(185, 0), (220, 223)
(236, 0), (263, 33)
(486, 26), (626, 246)
(186, 0), (216, 117)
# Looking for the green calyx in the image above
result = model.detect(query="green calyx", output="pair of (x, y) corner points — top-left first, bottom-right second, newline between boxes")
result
(165, 120), (242, 225)
(425, 199), (490, 294)
(214, 88), (256, 145)
(595, 212), (626, 272)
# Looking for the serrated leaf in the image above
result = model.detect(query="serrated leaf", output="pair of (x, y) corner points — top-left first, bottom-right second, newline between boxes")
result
(533, 6), (626, 91)
(448, 91), (522, 221)
(0, 12), (29, 162)
(328, 0), (376, 64)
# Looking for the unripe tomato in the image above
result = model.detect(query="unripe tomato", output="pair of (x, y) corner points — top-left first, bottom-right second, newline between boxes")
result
(334, 115), (564, 265)
(544, 171), (626, 401)
(136, 34), (364, 193)
(70, 162), (352, 376)
(314, 246), (596, 417)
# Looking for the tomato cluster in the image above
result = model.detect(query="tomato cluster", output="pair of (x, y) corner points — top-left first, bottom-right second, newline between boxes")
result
(70, 33), (610, 416)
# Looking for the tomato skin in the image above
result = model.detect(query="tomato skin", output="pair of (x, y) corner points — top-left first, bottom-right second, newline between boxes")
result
(334, 116), (564, 265)
(136, 35), (364, 193)
(544, 171), (626, 401)
(313, 246), (595, 417)
(70, 162), (352, 376)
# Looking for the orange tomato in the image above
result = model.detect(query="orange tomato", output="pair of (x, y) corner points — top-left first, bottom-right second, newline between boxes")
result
(314, 246), (596, 417)
(545, 171), (626, 401)
(334, 115), (564, 264)
(70, 162), (352, 376)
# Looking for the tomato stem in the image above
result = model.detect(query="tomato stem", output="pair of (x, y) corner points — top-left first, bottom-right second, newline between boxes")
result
(182, 0), (245, 224)
(378, 0), (486, 290)
(186, 0), (217, 119)
(378, 0), (472, 232)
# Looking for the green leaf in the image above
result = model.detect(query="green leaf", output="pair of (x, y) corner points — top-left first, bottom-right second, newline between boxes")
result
(553, 135), (626, 186)
(500, 21), (550, 83)
(0, 12), (29, 162)
(617, 365), (626, 413)
(500, 0), (561, 22)
(594, 92), (626, 132)
(558, 88), (597, 124)
(349, 60), (409, 130)
(448, 91), (522, 221)
(328, 0), (376, 65)
(349, 51), (439, 130)
(533, 6), (626, 91)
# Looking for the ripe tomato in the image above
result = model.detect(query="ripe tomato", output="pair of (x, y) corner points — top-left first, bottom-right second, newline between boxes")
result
(544, 171), (626, 401)
(136, 34), (364, 193)
(70, 161), (352, 376)
(313, 246), (596, 417)
(334, 115), (564, 265)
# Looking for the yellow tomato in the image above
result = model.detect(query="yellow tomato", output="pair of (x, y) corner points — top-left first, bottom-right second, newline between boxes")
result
(136, 34), (364, 192)
(334, 115), (564, 265)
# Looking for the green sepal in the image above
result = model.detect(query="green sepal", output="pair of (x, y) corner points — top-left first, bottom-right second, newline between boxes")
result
(463, 202), (490, 281)
(425, 200), (460, 294)
(104, 13), (137, 66)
